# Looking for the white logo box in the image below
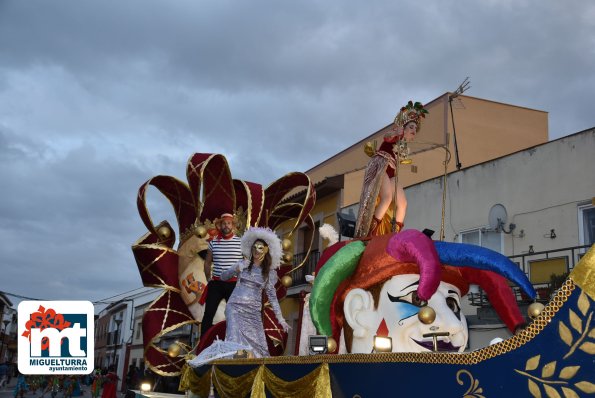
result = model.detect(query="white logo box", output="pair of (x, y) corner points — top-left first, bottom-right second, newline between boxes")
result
(18, 301), (95, 374)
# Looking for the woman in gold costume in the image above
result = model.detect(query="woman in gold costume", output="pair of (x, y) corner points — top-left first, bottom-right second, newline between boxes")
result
(355, 101), (428, 237)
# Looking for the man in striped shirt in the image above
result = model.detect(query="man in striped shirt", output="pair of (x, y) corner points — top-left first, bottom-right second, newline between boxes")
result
(200, 213), (243, 337)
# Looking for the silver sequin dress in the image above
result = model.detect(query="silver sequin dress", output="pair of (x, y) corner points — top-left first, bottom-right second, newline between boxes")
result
(220, 259), (285, 358)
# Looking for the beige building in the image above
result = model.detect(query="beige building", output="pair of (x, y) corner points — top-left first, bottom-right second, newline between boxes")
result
(307, 93), (547, 201)
(274, 94), (594, 354)
(94, 288), (160, 391)
(404, 128), (594, 349)
(279, 93), (549, 277)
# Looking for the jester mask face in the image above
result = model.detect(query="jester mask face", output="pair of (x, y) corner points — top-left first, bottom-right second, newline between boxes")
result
(344, 274), (468, 353)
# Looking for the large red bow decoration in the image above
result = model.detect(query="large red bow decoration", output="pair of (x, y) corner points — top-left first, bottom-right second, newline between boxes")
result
(132, 152), (315, 375)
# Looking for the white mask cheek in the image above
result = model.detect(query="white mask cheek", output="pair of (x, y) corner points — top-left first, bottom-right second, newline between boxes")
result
(451, 316), (468, 351)
(390, 314), (419, 351)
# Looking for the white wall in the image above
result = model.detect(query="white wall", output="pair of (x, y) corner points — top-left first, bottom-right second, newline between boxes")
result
(97, 288), (160, 391)
(404, 129), (594, 349)
(405, 129), (595, 256)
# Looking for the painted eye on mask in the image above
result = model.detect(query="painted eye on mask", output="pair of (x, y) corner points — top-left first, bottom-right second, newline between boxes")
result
(388, 290), (428, 308)
(446, 297), (461, 318)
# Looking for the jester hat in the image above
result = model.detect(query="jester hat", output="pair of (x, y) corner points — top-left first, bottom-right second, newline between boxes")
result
(309, 230), (537, 352)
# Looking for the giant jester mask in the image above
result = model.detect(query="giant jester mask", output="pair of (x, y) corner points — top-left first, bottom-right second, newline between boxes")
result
(309, 230), (536, 354)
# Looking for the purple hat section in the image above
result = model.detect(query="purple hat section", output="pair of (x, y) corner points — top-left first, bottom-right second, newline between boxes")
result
(386, 230), (442, 301)
(433, 241), (537, 299)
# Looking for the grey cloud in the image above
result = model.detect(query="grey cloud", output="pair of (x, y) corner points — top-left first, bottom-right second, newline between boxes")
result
(0, 0), (594, 304)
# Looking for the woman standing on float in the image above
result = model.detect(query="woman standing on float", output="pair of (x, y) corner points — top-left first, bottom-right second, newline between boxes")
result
(220, 227), (289, 357)
(355, 101), (428, 237)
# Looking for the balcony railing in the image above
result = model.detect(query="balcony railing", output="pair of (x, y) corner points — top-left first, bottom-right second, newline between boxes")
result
(468, 244), (591, 307)
(508, 244), (590, 275)
(290, 250), (320, 285)
(107, 331), (121, 346)
(288, 244), (592, 305)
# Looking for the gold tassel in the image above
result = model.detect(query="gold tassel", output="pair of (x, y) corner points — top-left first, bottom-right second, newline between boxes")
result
(250, 366), (266, 398)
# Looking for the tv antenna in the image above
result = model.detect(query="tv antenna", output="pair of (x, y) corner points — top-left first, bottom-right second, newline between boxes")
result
(449, 77), (470, 170)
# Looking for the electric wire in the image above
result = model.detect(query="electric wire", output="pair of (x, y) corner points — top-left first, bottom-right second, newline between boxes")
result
(0, 286), (152, 306)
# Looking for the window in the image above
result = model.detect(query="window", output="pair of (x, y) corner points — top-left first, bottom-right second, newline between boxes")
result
(578, 204), (595, 246)
(136, 323), (142, 339)
(529, 257), (568, 284)
(338, 205), (358, 238)
(460, 228), (502, 253)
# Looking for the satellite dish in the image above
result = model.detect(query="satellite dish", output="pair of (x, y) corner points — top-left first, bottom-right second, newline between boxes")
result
(488, 204), (508, 231)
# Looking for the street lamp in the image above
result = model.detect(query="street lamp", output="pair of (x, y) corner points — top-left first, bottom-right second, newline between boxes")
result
(0, 320), (10, 362)
(112, 319), (123, 367)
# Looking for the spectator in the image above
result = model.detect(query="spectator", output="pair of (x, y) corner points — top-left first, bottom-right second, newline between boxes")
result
(100, 366), (118, 398)
(0, 361), (8, 388)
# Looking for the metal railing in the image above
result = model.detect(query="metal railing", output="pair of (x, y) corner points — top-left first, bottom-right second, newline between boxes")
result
(468, 283), (555, 307)
(288, 244), (591, 304)
(508, 244), (590, 275)
(468, 244), (591, 307)
(107, 330), (121, 345)
(290, 250), (320, 285)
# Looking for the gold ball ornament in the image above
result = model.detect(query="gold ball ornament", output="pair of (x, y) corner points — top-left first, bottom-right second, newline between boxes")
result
(417, 306), (436, 324)
(327, 337), (337, 353)
(364, 141), (375, 157)
(157, 226), (171, 240)
(282, 238), (292, 251)
(528, 302), (545, 319)
(167, 342), (181, 358)
(282, 252), (293, 263)
(194, 225), (208, 239)
(281, 275), (293, 288)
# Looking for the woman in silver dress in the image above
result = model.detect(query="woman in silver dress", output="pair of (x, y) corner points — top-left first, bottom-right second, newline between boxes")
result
(220, 227), (289, 357)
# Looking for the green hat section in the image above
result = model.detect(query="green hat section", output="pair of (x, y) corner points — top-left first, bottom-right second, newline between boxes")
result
(309, 240), (366, 337)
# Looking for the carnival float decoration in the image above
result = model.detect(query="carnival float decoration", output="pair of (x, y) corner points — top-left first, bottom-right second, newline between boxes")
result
(179, 233), (595, 398)
(132, 99), (593, 396)
(131, 153), (315, 375)
(307, 229), (536, 354)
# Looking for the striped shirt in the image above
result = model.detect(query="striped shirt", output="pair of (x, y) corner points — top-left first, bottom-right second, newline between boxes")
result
(208, 235), (243, 278)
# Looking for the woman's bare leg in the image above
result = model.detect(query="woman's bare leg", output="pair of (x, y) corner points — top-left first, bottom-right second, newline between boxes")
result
(395, 182), (407, 224)
(374, 176), (407, 227)
(374, 174), (395, 221)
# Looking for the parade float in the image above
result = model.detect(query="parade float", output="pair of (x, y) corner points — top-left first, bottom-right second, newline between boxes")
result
(131, 153), (315, 375)
(132, 147), (594, 396)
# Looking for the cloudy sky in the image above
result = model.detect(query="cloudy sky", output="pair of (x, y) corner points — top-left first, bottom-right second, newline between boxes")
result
(1, 0), (594, 311)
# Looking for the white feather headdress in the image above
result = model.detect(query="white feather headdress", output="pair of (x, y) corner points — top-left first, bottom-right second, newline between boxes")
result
(241, 227), (282, 269)
(319, 223), (339, 246)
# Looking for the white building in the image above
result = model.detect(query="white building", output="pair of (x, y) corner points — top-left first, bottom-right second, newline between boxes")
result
(0, 294), (16, 364)
(95, 288), (160, 391)
(404, 128), (595, 348)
